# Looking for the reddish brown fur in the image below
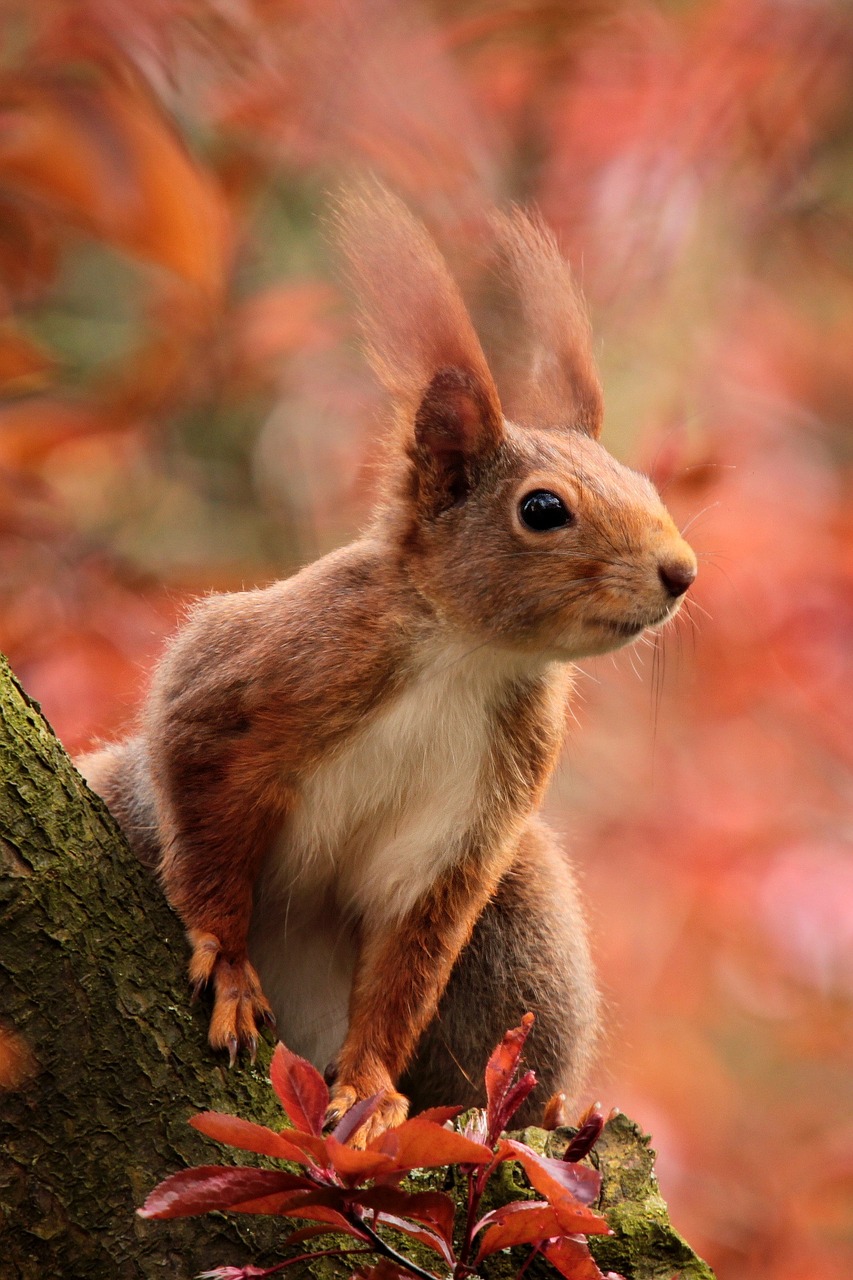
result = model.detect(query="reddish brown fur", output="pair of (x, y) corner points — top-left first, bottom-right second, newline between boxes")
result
(403, 816), (600, 1127)
(334, 180), (503, 429)
(492, 208), (603, 437)
(79, 185), (696, 1145)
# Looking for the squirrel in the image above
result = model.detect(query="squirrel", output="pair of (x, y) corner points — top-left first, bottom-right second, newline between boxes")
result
(79, 183), (697, 1146)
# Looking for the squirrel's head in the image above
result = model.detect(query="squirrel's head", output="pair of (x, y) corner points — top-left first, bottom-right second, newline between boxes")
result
(336, 184), (696, 661)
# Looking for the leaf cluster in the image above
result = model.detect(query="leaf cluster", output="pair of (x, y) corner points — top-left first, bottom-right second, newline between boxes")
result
(140, 1016), (621, 1280)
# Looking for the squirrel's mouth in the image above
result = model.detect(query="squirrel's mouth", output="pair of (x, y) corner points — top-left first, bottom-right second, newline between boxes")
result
(593, 607), (673, 639)
(595, 617), (645, 638)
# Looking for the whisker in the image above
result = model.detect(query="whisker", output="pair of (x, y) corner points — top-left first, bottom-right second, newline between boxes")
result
(658, 460), (736, 497)
(680, 502), (720, 537)
(684, 596), (712, 623)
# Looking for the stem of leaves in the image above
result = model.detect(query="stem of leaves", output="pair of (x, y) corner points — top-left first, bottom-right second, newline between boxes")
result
(352, 1209), (442, 1280)
(515, 1244), (542, 1280)
(456, 1162), (490, 1278)
(215, 1246), (372, 1279)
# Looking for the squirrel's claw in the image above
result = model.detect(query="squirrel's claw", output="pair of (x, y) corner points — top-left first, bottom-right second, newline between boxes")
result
(325, 1082), (409, 1148)
(190, 936), (274, 1067)
(324, 1084), (358, 1131)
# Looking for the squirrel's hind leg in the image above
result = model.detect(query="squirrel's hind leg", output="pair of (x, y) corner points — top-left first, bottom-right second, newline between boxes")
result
(402, 817), (600, 1127)
(77, 736), (162, 870)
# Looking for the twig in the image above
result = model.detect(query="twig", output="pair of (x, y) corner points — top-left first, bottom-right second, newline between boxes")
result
(353, 1211), (443, 1280)
(514, 1243), (541, 1280)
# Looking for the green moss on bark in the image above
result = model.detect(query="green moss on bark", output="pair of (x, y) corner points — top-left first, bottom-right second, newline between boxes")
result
(0, 654), (286, 1278)
(546, 1115), (715, 1280)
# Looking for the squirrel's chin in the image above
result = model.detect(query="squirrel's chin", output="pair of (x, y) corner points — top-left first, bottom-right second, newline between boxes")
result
(549, 606), (677, 660)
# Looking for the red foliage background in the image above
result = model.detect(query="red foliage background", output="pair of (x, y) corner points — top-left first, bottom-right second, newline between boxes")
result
(2, 3), (851, 1276)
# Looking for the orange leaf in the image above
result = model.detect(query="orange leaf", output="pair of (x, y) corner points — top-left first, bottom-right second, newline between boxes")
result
(0, 399), (118, 470)
(325, 1135), (396, 1181)
(370, 1118), (492, 1171)
(189, 1111), (310, 1162)
(0, 73), (229, 297)
(541, 1236), (611, 1280)
(0, 324), (55, 393)
(474, 1201), (562, 1262)
(502, 1141), (610, 1236)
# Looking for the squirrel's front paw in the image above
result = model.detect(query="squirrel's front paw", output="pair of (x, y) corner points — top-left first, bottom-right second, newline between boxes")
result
(325, 1077), (409, 1147)
(188, 930), (275, 1066)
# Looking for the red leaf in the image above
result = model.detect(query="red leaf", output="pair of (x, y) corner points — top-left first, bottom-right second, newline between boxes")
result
(411, 1106), (463, 1126)
(355, 1262), (411, 1280)
(325, 1135), (397, 1181)
(496, 1070), (537, 1130)
(189, 1111), (309, 1161)
(270, 1042), (329, 1136)
(504, 1142), (601, 1206)
(371, 1118), (492, 1172)
(358, 1187), (456, 1247)
(502, 1141), (610, 1235)
(474, 1201), (562, 1262)
(371, 1212), (454, 1265)
(138, 1166), (311, 1219)
(274, 1128), (330, 1169)
(475, 1198), (550, 1235)
(485, 1014), (534, 1140)
(225, 1187), (356, 1234)
(223, 1191), (325, 1216)
(563, 1104), (606, 1164)
(196, 1267), (262, 1279)
(331, 1091), (385, 1146)
(283, 1223), (344, 1247)
(278, 1201), (364, 1236)
(542, 1236), (614, 1280)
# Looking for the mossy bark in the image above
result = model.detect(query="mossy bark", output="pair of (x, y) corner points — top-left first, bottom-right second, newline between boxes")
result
(0, 654), (714, 1280)
(0, 654), (285, 1278)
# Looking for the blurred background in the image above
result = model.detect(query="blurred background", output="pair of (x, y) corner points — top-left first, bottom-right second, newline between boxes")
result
(1, 0), (851, 1274)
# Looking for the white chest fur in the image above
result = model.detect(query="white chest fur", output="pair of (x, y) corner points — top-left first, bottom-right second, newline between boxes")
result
(247, 638), (533, 1065)
(268, 639), (528, 919)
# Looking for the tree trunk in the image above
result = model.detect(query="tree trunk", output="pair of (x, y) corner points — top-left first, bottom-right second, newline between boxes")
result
(0, 654), (713, 1280)
(0, 654), (286, 1278)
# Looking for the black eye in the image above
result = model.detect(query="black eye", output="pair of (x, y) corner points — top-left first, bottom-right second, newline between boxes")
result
(518, 490), (572, 532)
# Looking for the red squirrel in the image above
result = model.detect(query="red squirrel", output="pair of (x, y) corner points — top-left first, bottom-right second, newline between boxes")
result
(80, 184), (696, 1145)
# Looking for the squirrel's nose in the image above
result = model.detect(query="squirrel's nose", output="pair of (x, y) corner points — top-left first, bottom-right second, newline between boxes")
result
(658, 558), (697, 598)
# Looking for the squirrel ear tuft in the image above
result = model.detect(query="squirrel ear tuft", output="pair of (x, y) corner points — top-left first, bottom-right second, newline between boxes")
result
(332, 178), (503, 435)
(492, 208), (603, 439)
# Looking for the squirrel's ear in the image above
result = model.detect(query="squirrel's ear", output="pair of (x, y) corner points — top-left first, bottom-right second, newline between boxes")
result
(411, 365), (503, 509)
(492, 209), (603, 439)
(332, 178), (504, 449)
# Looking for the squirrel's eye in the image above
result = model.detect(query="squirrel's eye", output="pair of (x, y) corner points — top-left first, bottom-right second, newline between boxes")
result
(519, 490), (572, 532)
